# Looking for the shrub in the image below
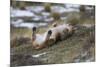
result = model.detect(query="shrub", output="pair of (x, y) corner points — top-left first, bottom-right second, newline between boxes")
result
(79, 5), (86, 12)
(79, 5), (87, 19)
(44, 3), (51, 12)
(18, 2), (26, 10)
(67, 13), (80, 25)
(51, 12), (61, 20)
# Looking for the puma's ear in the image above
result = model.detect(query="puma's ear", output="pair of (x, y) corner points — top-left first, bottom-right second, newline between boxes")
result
(45, 30), (52, 41)
(52, 23), (57, 27)
(32, 27), (36, 32)
(48, 30), (52, 35)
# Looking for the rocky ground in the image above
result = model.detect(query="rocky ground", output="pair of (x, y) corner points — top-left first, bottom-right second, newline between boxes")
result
(10, 24), (95, 67)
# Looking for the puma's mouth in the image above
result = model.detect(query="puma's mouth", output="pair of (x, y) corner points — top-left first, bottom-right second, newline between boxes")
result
(33, 44), (45, 50)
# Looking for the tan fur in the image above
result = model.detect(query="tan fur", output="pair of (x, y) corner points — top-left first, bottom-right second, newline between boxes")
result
(32, 23), (75, 49)
(32, 31), (53, 49)
(49, 23), (74, 41)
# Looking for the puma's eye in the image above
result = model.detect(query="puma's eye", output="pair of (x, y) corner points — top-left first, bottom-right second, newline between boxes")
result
(66, 29), (69, 32)
(35, 45), (39, 47)
(33, 44), (38, 48)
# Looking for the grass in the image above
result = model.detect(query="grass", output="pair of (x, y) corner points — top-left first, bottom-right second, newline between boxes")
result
(10, 5), (95, 66)
(64, 11), (95, 25)
(10, 23), (95, 66)
(10, 11), (95, 66)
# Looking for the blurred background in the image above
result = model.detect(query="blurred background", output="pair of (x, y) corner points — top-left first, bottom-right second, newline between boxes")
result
(10, 0), (95, 28)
